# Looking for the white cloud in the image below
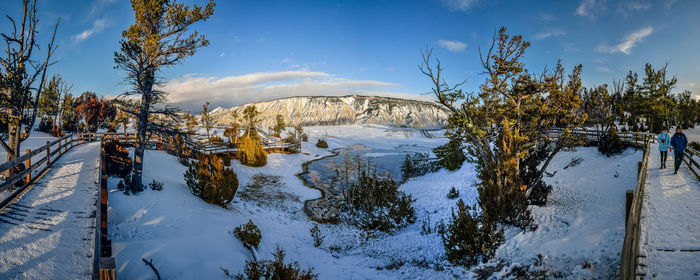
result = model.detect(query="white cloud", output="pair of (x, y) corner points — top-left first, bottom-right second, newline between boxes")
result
(576, 0), (608, 17)
(437, 40), (466, 52)
(627, 1), (651, 11)
(442, 0), (479, 11)
(534, 28), (567, 39)
(73, 19), (107, 43)
(597, 26), (653, 55)
(595, 66), (612, 73)
(576, 0), (596, 16)
(159, 71), (433, 111)
(664, 0), (676, 9)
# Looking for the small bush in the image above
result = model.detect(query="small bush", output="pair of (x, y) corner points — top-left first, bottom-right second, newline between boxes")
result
(447, 187), (459, 199)
(301, 133), (308, 142)
(442, 199), (504, 267)
(184, 154), (239, 208)
(37, 117), (53, 133)
(420, 212), (432, 235)
(234, 246), (317, 280)
(433, 137), (466, 171)
(148, 179), (163, 191)
(310, 224), (323, 247)
(234, 220), (262, 249)
(238, 136), (267, 167)
(104, 139), (132, 178)
(343, 169), (416, 233)
(315, 139), (328, 148)
(598, 124), (626, 156)
(401, 153), (440, 181)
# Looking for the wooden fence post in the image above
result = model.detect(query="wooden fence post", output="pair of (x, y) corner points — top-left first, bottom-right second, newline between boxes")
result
(638, 161), (643, 179)
(46, 141), (51, 166)
(59, 138), (63, 157)
(625, 190), (633, 224)
(25, 149), (31, 183)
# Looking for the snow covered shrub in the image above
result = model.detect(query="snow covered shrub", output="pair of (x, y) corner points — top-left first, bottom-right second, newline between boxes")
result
(432, 137), (466, 171)
(237, 173), (299, 209)
(184, 153), (239, 208)
(315, 139), (328, 148)
(148, 179), (163, 191)
(420, 212), (433, 235)
(301, 133), (308, 142)
(442, 199), (504, 267)
(400, 152), (439, 181)
(234, 220), (262, 249)
(103, 139), (132, 178)
(598, 124), (626, 156)
(238, 136), (267, 167)
(343, 169), (416, 233)
(689, 141), (700, 151)
(309, 224), (323, 247)
(447, 187), (459, 199)
(234, 246), (317, 280)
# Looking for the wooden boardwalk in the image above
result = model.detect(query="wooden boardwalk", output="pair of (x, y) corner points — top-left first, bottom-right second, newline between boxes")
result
(0, 142), (100, 279)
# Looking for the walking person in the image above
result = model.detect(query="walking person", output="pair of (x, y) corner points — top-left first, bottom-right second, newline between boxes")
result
(670, 127), (689, 174)
(657, 128), (671, 169)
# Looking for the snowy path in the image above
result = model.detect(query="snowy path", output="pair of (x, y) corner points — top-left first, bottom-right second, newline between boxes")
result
(639, 145), (700, 279)
(0, 142), (99, 279)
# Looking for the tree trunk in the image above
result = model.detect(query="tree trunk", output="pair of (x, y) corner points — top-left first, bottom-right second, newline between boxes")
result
(131, 71), (154, 192)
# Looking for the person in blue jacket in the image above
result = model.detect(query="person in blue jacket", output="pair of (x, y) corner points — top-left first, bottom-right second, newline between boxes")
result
(670, 127), (688, 174)
(657, 128), (671, 169)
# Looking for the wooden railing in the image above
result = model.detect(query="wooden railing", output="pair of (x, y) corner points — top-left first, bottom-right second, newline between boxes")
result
(683, 146), (700, 181)
(0, 133), (99, 207)
(620, 138), (652, 280)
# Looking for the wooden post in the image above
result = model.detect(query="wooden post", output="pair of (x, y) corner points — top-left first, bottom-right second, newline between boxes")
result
(637, 161), (643, 179)
(625, 190), (633, 224)
(25, 149), (31, 183)
(59, 138), (63, 157)
(46, 141), (51, 166)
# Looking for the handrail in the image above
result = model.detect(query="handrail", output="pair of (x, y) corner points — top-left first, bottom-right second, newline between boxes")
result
(683, 146), (700, 181)
(620, 138), (652, 280)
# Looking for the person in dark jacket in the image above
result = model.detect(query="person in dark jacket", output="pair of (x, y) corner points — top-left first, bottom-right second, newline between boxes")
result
(670, 127), (688, 174)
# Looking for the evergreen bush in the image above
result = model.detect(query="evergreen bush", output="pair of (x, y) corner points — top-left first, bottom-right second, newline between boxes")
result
(238, 136), (267, 167)
(234, 246), (317, 280)
(184, 153), (239, 207)
(234, 220), (262, 249)
(400, 152), (439, 180)
(148, 179), (163, 191)
(343, 168), (416, 233)
(433, 137), (466, 171)
(315, 139), (328, 148)
(598, 124), (626, 156)
(442, 199), (504, 267)
(447, 187), (459, 199)
(104, 139), (132, 178)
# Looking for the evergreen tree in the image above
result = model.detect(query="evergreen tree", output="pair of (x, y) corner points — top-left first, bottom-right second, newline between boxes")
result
(238, 136), (267, 167)
(243, 105), (261, 139)
(114, 0), (215, 190)
(432, 137), (466, 171)
(201, 101), (216, 140)
(420, 27), (585, 227)
(273, 114), (286, 137)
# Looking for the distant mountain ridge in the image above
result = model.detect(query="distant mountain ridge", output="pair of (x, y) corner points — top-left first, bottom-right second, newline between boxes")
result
(206, 95), (450, 128)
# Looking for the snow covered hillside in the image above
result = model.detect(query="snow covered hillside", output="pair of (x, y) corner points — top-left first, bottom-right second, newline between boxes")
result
(205, 95), (450, 129)
(107, 125), (642, 279)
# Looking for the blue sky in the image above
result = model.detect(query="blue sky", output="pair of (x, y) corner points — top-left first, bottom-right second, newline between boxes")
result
(2, 0), (699, 111)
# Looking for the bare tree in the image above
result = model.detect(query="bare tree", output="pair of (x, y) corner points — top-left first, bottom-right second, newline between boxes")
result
(0, 0), (59, 167)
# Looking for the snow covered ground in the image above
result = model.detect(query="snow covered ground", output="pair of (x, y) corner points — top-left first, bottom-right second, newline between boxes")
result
(107, 125), (643, 279)
(638, 144), (700, 279)
(0, 142), (99, 279)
